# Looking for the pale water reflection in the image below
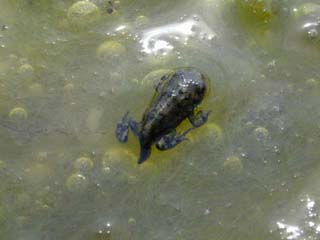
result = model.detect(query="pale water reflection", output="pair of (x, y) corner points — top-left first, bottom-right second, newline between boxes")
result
(275, 197), (320, 240)
(140, 16), (216, 55)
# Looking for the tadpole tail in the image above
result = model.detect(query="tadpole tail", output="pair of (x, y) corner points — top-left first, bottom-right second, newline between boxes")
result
(138, 143), (151, 164)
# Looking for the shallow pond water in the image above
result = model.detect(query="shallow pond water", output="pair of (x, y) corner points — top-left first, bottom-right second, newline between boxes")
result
(0, 0), (320, 239)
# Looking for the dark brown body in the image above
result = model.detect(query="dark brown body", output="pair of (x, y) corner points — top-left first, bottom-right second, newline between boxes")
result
(115, 68), (209, 164)
(139, 68), (207, 153)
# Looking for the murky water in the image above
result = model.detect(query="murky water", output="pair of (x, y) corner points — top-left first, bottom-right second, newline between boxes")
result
(0, 0), (320, 239)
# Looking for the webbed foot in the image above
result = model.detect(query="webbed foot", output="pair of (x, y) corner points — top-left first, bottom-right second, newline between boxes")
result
(116, 112), (130, 143)
(116, 112), (140, 143)
(188, 110), (211, 128)
(155, 128), (193, 151)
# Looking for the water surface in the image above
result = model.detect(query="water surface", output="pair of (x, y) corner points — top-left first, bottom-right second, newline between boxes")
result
(0, 0), (320, 239)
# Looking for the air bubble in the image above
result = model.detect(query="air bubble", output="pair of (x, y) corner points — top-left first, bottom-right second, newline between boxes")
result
(254, 126), (269, 142)
(192, 14), (200, 21)
(204, 208), (212, 215)
(307, 28), (319, 39)
(273, 145), (280, 153)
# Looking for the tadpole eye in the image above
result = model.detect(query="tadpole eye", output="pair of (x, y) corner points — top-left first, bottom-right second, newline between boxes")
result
(198, 87), (205, 94)
(161, 74), (169, 81)
(197, 83), (206, 95)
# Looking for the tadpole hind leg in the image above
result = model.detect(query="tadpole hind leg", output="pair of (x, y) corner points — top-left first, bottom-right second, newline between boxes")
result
(116, 112), (140, 143)
(156, 128), (193, 151)
(188, 110), (211, 128)
(128, 118), (140, 138)
(116, 112), (130, 143)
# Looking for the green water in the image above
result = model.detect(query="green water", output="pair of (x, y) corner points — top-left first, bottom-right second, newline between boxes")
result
(0, 0), (320, 239)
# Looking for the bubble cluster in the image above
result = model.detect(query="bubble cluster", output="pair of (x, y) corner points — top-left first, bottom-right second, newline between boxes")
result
(223, 155), (243, 174)
(253, 126), (269, 142)
(96, 40), (126, 60)
(73, 156), (94, 173)
(9, 107), (28, 120)
(67, 1), (101, 28)
(65, 173), (88, 193)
